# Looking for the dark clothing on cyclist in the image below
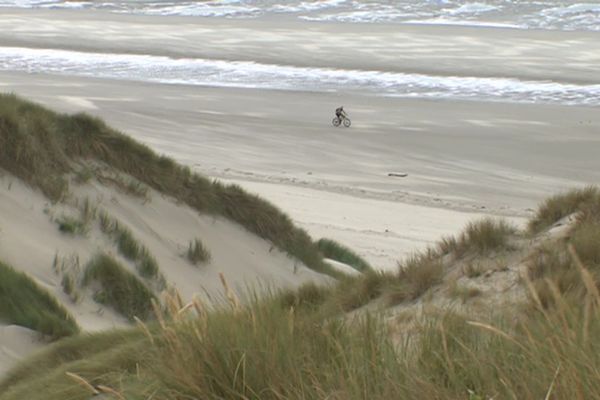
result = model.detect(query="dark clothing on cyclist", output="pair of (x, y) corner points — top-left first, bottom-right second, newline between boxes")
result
(335, 106), (345, 120)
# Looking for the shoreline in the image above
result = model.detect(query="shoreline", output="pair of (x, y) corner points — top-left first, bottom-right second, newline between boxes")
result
(1, 8), (599, 85)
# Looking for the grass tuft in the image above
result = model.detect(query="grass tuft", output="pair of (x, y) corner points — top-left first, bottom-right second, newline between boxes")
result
(136, 250), (160, 279)
(334, 270), (389, 311)
(82, 253), (156, 320)
(528, 186), (600, 233)
(316, 238), (372, 272)
(459, 218), (516, 255)
(279, 281), (330, 311)
(186, 238), (211, 266)
(526, 219), (600, 308)
(97, 212), (162, 282)
(388, 253), (444, 305)
(56, 215), (87, 235)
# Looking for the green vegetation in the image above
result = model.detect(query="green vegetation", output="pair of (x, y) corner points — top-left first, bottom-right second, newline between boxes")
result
(98, 211), (161, 281)
(73, 165), (95, 184)
(3, 188), (600, 399)
(528, 186), (600, 233)
(0, 261), (79, 339)
(186, 238), (211, 265)
(136, 250), (161, 280)
(116, 227), (140, 260)
(82, 254), (156, 321)
(96, 172), (149, 199)
(0, 329), (144, 395)
(439, 217), (516, 257)
(527, 197), (600, 308)
(3, 276), (600, 400)
(316, 238), (372, 272)
(0, 93), (335, 277)
(279, 281), (330, 311)
(55, 215), (87, 235)
(54, 198), (98, 236)
(388, 253), (444, 305)
(333, 270), (389, 311)
(53, 253), (82, 303)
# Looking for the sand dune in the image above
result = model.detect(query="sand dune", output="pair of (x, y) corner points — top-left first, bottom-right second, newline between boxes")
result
(0, 169), (329, 375)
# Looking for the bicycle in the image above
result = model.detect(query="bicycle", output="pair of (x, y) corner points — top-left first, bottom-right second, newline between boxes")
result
(332, 115), (351, 127)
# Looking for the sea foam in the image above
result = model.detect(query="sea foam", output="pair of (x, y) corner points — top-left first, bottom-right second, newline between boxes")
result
(1, 46), (599, 106)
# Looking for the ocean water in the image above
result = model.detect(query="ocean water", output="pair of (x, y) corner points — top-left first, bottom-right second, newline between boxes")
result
(1, 0), (600, 31)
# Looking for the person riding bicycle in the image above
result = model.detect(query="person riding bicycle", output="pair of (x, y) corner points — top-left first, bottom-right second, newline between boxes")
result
(335, 106), (347, 122)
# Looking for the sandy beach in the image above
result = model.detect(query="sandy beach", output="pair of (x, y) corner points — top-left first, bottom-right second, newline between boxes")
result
(0, 2), (599, 387)
(1, 8), (599, 270)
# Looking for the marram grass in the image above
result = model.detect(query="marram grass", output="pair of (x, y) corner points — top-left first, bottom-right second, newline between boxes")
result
(82, 253), (156, 321)
(4, 271), (600, 400)
(0, 260), (79, 339)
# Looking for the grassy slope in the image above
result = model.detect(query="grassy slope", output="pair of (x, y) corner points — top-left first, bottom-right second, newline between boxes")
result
(0, 93), (337, 277)
(0, 261), (79, 339)
(3, 188), (600, 399)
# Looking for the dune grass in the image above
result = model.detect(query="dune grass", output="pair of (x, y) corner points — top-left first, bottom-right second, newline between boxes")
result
(388, 252), (444, 305)
(0, 93), (335, 277)
(332, 270), (390, 311)
(4, 275), (600, 400)
(55, 215), (87, 235)
(98, 211), (162, 281)
(527, 217), (600, 308)
(0, 329), (144, 395)
(332, 218), (515, 309)
(5, 187), (600, 399)
(186, 238), (211, 265)
(439, 217), (516, 258)
(279, 281), (331, 312)
(0, 261), (79, 339)
(82, 254), (156, 321)
(528, 186), (600, 233)
(316, 238), (372, 272)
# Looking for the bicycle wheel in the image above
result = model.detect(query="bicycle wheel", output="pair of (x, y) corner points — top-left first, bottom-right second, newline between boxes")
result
(332, 117), (341, 127)
(343, 118), (351, 128)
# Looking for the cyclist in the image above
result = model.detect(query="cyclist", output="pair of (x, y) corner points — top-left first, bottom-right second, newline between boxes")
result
(335, 106), (347, 123)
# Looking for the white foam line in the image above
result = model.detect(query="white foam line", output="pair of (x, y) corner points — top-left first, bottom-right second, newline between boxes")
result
(1, 46), (599, 106)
